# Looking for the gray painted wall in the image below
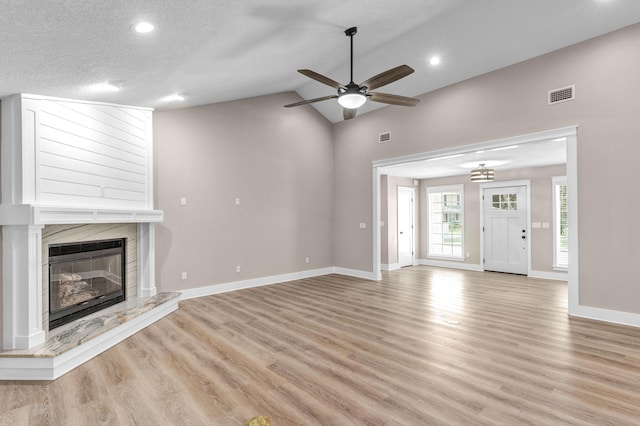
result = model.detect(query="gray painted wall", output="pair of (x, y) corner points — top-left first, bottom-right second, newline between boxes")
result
(153, 92), (334, 292)
(333, 23), (640, 314)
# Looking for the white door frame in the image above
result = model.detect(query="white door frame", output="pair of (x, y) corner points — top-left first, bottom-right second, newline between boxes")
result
(372, 126), (578, 316)
(479, 180), (531, 276)
(397, 186), (416, 267)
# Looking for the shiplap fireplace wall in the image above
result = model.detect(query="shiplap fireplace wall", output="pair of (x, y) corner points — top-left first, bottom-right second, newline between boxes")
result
(0, 94), (163, 350)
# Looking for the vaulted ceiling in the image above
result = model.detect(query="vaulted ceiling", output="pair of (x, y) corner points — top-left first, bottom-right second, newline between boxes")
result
(2, 1), (640, 123)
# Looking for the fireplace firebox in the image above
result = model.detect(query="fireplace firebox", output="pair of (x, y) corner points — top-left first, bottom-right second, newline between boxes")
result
(49, 239), (126, 329)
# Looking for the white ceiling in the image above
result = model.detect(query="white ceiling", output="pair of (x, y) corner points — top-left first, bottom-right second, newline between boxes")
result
(1, 1), (640, 124)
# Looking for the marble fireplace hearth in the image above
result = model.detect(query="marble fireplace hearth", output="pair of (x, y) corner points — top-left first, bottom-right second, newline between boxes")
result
(0, 220), (180, 380)
(0, 292), (180, 380)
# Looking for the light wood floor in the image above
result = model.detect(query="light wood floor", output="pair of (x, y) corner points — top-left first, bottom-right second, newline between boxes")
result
(2, 266), (640, 425)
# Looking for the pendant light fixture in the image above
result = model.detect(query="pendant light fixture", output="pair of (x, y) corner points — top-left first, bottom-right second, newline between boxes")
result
(470, 163), (495, 182)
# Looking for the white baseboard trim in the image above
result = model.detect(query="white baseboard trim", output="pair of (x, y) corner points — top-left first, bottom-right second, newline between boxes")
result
(332, 267), (378, 281)
(570, 304), (640, 329)
(528, 270), (568, 281)
(180, 267), (336, 299)
(417, 258), (484, 272)
(181, 266), (378, 300)
(381, 263), (401, 271)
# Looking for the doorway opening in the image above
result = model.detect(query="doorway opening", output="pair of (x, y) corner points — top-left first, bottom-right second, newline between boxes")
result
(397, 186), (416, 267)
(372, 126), (578, 315)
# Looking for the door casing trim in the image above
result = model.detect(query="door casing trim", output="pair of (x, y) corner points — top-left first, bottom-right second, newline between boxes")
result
(479, 180), (531, 275)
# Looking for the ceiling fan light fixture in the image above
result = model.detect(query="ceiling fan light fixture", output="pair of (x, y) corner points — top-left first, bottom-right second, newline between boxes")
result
(284, 26), (418, 119)
(470, 163), (495, 182)
(338, 92), (367, 109)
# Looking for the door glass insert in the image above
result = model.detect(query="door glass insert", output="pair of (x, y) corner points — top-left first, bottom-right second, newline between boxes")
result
(492, 193), (517, 210)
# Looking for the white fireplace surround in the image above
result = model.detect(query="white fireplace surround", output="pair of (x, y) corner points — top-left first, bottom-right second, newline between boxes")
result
(1, 94), (165, 355)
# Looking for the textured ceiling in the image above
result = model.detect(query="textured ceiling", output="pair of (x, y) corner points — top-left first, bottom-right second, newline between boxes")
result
(1, 0), (640, 124)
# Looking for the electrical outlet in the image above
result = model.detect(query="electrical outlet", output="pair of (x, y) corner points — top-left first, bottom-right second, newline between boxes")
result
(236, 265), (241, 273)
(180, 197), (187, 206)
(305, 257), (309, 264)
(181, 272), (187, 280)
(235, 198), (240, 205)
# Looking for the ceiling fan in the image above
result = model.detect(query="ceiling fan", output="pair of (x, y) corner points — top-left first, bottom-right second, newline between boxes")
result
(284, 27), (420, 120)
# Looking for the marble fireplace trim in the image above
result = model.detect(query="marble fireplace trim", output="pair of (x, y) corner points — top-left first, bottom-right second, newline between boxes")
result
(2, 217), (160, 351)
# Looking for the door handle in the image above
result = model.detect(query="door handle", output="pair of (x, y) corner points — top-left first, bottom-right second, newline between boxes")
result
(522, 235), (526, 239)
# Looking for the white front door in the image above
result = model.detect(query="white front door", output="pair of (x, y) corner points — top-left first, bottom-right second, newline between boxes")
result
(483, 185), (528, 275)
(397, 186), (415, 267)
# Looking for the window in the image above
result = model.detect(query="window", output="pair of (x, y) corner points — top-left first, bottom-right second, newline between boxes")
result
(553, 176), (568, 269)
(427, 185), (464, 259)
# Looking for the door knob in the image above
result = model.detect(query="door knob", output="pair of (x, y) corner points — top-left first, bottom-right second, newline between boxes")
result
(522, 235), (526, 239)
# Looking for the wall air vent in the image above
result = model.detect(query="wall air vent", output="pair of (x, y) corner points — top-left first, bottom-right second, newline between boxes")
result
(548, 85), (575, 105)
(379, 131), (391, 144)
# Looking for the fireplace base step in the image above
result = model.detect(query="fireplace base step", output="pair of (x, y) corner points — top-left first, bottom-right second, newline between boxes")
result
(0, 292), (180, 380)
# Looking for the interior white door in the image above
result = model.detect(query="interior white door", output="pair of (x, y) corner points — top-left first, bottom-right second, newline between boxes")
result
(397, 186), (415, 267)
(483, 185), (528, 275)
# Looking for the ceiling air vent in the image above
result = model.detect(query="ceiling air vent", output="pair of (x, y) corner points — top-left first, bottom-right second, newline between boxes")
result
(548, 85), (575, 105)
(379, 131), (391, 144)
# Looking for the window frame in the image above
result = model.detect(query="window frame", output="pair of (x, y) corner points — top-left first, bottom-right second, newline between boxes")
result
(552, 176), (568, 270)
(426, 184), (465, 260)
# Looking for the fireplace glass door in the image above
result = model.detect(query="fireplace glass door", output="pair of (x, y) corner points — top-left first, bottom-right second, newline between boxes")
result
(49, 239), (126, 329)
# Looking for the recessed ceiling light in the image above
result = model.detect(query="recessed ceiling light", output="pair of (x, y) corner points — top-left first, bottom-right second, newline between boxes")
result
(429, 56), (441, 66)
(133, 22), (155, 34)
(93, 81), (122, 92)
(162, 93), (185, 102)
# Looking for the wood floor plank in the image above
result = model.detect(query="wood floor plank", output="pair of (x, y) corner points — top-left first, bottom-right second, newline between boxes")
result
(2, 266), (640, 424)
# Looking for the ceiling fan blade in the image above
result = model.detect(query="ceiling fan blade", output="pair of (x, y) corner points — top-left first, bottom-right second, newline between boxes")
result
(343, 108), (357, 120)
(284, 95), (338, 108)
(369, 92), (420, 107)
(360, 65), (415, 91)
(298, 69), (344, 89)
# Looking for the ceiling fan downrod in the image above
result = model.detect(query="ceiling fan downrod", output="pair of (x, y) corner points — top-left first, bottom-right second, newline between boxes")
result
(345, 27), (357, 84)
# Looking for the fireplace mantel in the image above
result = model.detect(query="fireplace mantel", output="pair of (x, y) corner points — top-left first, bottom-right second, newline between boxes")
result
(1, 94), (171, 368)
(0, 204), (163, 225)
